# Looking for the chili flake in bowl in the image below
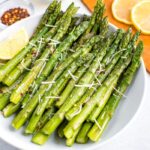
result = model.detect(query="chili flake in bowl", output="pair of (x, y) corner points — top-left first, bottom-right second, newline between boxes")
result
(1, 7), (30, 26)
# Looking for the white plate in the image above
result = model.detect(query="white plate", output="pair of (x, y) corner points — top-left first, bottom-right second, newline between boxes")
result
(0, 14), (147, 150)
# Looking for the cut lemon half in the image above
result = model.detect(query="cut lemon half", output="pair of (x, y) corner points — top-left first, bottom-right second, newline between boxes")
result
(131, 1), (150, 35)
(112, 0), (142, 24)
(0, 28), (29, 60)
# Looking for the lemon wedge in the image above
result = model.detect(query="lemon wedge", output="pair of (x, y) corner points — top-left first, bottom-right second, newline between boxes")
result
(0, 28), (29, 60)
(131, 0), (150, 35)
(112, 0), (142, 25)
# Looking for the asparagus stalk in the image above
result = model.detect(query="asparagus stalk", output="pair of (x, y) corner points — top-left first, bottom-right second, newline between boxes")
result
(0, 61), (5, 69)
(66, 125), (81, 147)
(2, 94), (30, 117)
(35, 106), (56, 132)
(84, 16), (108, 47)
(57, 120), (68, 138)
(76, 122), (92, 144)
(10, 9), (74, 104)
(33, 0), (58, 34)
(67, 17), (80, 33)
(84, 0), (103, 35)
(31, 38), (110, 144)
(82, 15), (90, 21)
(88, 41), (143, 142)
(0, 0), (58, 82)
(0, 93), (10, 110)
(75, 0), (104, 48)
(3, 103), (20, 117)
(88, 5), (106, 36)
(11, 35), (99, 130)
(72, 12), (107, 54)
(63, 37), (135, 139)
(0, 73), (26, 110)
(25, 54), (93, 134)
(32, 132), (49, 145)
(92, 6), (105, 34)
(88, 31), (140, 122)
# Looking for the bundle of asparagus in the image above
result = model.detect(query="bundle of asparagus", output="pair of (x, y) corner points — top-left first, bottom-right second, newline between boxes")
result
(0, 0), (143, 147)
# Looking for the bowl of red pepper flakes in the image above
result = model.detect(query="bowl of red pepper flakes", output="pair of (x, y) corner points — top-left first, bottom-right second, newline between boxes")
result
(0, 0), (34, 29)
(1, 7), (30, 26)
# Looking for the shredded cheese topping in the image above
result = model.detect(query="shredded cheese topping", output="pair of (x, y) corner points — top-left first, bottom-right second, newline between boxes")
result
(68, 70), (78, 81)
(36, 37), (45, 57)
(75, 83), (96, 89)
(30, 84), (38, 98)
(41, 81), (55, 85)
(46, 96), (61, 99)
(94, 119), (102, 130)
(107, 49), (127, 64)
(29, 42), (37, 47)
(37, 62), (46, 78)
(113, 86), (127, 98)
(45, 24), (57, 28)
(20, 59), (31, 71)
(69, 48), (75, 53)
(94, 75), (102, 86)
(38, 94), (42, 103)
(71, 105), (82, 118)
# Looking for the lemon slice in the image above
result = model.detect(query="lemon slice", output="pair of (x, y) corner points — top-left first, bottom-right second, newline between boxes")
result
(112, 0), (142, 25)
(0, 28), (29, 60)
(131, 1), (150, 35)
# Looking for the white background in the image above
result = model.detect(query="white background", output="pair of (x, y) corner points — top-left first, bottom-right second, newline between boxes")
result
(0, 0), (150, 150)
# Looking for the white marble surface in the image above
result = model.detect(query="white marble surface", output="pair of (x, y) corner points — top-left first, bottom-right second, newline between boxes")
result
(0, 0), (150, 150)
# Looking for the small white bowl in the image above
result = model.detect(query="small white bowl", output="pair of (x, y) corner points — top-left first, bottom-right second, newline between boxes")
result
(0, 0), (34, 30)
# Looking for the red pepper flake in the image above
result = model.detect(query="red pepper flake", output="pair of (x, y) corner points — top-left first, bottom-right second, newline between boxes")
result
(0, 7), (30, 26)
(20, 93), (24, 97)
(0, 89), (3, 93)
(31, 51), (38, 57)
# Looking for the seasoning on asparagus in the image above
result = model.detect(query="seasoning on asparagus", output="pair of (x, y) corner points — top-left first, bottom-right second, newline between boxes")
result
(62, 31), (136, 139)
(88, 31), (140, 122)
(65, 29), (125, 120)
(32, 37), (110, 144)
(25, 54), (94, 134)
(11, 21), (91, 130)
(88, 41), (143, 142)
